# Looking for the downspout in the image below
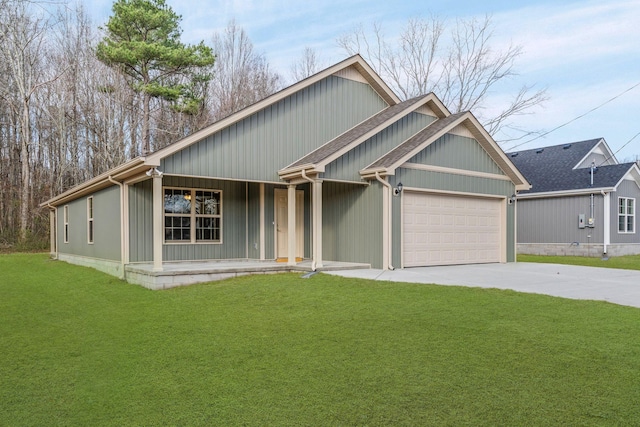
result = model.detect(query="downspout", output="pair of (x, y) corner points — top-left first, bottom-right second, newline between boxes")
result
(300, 169), (316, 271)
(108, 176), (126, 280)
(374, 172), (395, 270)
(601, 190), (610, 254)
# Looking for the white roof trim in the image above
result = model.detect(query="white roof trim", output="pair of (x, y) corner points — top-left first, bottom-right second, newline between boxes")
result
(145, 55), (400, 166)
(278, 94), (446, 177)
(361, 112), (530, 191)
(573, 138), (618, 169)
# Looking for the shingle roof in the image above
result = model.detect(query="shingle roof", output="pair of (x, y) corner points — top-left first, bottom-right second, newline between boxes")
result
(507, 139), (632, 193)
(286, 96), (430, 169)
(365, 112), (467, 170)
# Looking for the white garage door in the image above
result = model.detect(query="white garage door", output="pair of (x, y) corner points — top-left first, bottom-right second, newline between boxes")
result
(403, 192), (502, 267)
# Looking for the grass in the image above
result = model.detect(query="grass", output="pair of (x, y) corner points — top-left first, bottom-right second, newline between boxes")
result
(2, 254), (640, 426)
(518, 254), (640, 271)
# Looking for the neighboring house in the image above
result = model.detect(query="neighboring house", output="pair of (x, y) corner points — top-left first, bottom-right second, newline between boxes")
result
(508, 138), (640, 257)
(41, 55), (529, 288)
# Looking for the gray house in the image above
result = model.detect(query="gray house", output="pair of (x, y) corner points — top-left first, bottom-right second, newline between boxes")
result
(42, 55), (529, 289)
(508, 138), (640, 257)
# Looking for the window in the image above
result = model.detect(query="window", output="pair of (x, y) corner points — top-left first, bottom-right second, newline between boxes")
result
(618, 197), (635, 233)
(87, 197), (94, 244)
(164, 187), (222, 243)
(63, 205), (69, 243)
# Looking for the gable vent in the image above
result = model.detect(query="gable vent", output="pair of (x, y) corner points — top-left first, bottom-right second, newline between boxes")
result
(563, 144), (572, 149)
(536, 148), (544, 154)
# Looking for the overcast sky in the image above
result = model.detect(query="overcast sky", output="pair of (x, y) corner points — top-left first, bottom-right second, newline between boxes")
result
(88, 0), (640, 161)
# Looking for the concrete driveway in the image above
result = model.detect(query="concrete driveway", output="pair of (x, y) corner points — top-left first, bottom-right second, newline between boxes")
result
(326, 262), (640, 308)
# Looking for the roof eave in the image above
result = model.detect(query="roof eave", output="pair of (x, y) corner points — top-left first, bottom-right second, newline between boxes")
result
(145, 55), (400, 166)
(40, 157), (154, 207)
(517, 187), (617, 199)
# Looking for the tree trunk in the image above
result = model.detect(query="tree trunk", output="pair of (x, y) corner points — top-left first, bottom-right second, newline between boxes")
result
(19, 98), (30, 242)
(142, 91), (150, 155)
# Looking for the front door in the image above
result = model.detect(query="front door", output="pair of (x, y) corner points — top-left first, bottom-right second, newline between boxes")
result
(275, 188), (304, 260)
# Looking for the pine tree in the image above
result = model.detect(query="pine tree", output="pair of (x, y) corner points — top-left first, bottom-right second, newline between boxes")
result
(96, 0), (215, 154)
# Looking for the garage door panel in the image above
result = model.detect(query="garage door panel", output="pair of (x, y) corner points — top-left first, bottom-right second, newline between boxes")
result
(403, 192), (502, 267)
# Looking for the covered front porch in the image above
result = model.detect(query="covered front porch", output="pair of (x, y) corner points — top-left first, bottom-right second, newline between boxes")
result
(125, 259), (370, 290)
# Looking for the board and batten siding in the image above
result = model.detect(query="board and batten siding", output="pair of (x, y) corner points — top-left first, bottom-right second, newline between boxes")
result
(388, 172), (516, 264)
(517, 194), (605, 244)
(323, 112), (437, 182)
(611, 179), (640, 244)
(128, 178), (311, 263)
(160, 76), (388, 183)
(57, 185), (121, 261)
(391, 132), (516, 263)
(576, 153), (613, 169)
(128, 179), (153, 262)
(407, 133), (507, 176)
(322, 181), (383, 268)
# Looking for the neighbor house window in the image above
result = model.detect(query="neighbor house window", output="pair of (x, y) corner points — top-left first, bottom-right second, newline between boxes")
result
(87, 197), (94, 244)
(63, 205), (69, 243)
(164, 187), (222, 243)
(618, 197), (635, 233)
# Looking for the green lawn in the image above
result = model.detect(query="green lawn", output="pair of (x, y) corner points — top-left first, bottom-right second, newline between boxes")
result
(518, 254), (640, 271)
(2, 254), (640, 426)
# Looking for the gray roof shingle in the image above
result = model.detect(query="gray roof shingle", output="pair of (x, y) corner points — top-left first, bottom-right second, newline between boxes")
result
(365, 112), (467, 170)
(287, 96), (430, 169)
(507, 139), (632, 193)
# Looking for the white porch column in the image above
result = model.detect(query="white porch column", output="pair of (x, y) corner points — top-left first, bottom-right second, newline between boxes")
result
(382, 183), (390, 270)
(287, 184), (297, 266)
(152, 170), (163, 271)
(313, 180), (323, 268)
(603, 191), (610, 254)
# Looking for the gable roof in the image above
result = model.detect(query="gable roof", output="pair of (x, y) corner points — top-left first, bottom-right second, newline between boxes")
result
(279, 94), (449, 178)
(145, 54), (400, 166)
(507, 139), (634, 195)
(41, 55), (400, 207)
(360, 111), (530, 191)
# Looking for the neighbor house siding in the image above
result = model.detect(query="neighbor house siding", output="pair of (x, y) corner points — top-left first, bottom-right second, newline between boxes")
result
(517, 194), (605, 244)
(576, 153), (610, 169)
(57, 185), (121, 261)
(611, 179), (640, 244)
(160, 76), (388, 183)
(408, 133), (507, 175)
(322, 181), (383, 268)
(323, 112), (437, 181)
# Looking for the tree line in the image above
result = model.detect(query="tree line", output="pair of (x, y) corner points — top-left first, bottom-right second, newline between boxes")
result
(0, 0), (547, 249)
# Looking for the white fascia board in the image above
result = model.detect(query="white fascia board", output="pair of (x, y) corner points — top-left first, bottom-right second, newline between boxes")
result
(312, 95), (439, 170)
(612, 163), (640, 190)
(146, 55), (400, 166)
(40, 157), (152, 207)
(516, 187), (616, 199)
(280, 94), (438, 175)
(573, 138), (618, 169)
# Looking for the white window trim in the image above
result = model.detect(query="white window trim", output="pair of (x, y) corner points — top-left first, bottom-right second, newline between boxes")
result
(87, 196), (94, 244)
(63, 205), (69, 244)
(618, 197), (635, 234)
(163, 186), (223, 244)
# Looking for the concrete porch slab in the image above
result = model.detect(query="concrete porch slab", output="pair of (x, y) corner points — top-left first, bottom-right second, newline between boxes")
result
(125, 259), (370, 290)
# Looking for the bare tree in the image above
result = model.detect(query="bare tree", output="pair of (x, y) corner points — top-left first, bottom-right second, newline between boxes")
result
(209, 21), (283, 120)
(338, 15), (547, 138)
(0, 2), (64, 242)
(290, 46), (325, 82)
